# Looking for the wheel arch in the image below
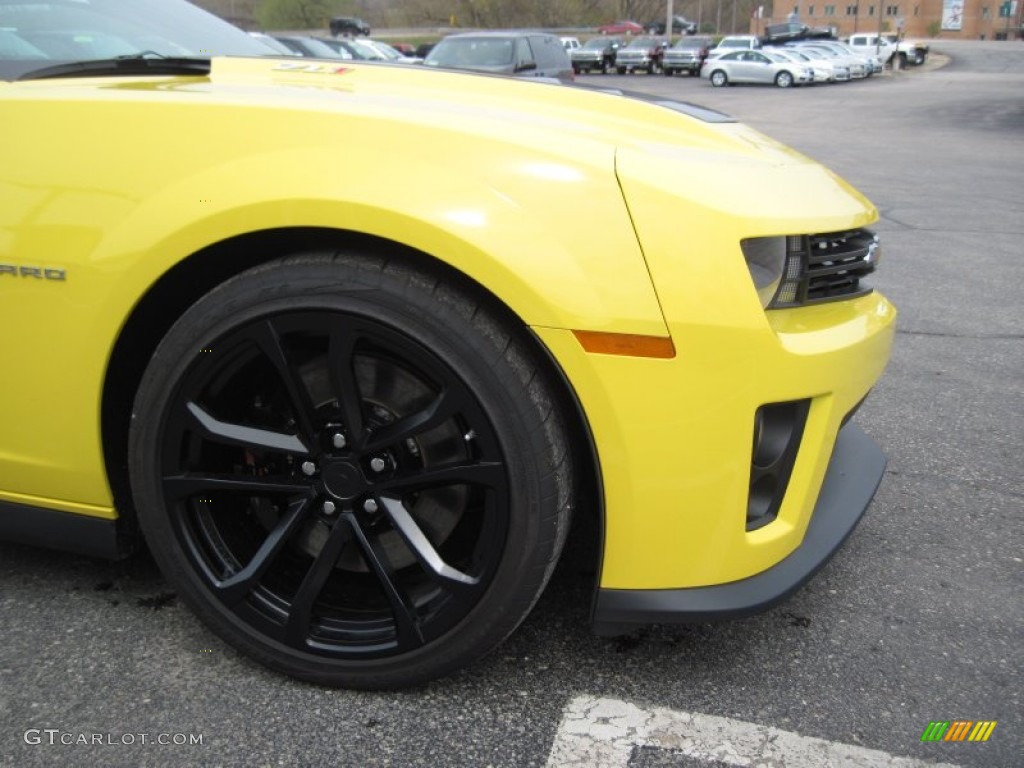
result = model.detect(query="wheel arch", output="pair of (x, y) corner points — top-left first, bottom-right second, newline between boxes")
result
(101, 227), (604, 573)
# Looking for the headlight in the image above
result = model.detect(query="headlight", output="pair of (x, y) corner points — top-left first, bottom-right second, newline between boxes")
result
(740, 236), (787, 307)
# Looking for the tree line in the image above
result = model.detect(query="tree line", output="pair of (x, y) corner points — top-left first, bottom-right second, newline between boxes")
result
(191, 0), (763, 34)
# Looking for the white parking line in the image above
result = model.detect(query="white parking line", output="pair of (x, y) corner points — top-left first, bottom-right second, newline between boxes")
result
(546, 696), (961, 768)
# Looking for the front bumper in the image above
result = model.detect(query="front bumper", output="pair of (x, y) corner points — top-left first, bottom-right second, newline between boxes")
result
(592, 421), (885, 632)
(617, 56), (656, 69)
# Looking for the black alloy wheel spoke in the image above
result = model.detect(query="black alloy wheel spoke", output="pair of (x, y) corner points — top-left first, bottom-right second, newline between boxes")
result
(377, 459), (505, 496)
(363, 388), (458, 454)
(215, 497), (313, 605)
(185, 402), (309, 456)
(284, 516), (353, 648)
(160, 305), (517, 664)
(163, 472), (311, 500)
(327, 324), (367, 448)
(247, 319), (321, 447)
(344, 512), (425, 649)
(379, 497), (481, 600)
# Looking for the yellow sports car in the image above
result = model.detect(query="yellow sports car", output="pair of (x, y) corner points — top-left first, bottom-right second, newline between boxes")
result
(0, 0), (895, 689)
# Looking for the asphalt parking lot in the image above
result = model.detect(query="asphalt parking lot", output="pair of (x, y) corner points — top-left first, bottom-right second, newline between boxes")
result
(1, 40), (1021, 768)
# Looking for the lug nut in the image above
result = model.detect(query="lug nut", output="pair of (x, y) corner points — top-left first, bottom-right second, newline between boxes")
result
(363, 499), (379, 514)
(370, 457), (387, 472)
(322, 501), (337, 515)
(332, 433), (347, 449)
(301, 461), (317, 476)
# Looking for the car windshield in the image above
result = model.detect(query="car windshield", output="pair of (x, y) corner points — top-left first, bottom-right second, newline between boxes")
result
(0, 0), (271, 80)
(625, 38), (657, 49)
(582, 38), (610, 50)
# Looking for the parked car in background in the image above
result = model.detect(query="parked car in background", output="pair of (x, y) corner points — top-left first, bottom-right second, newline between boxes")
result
(614, 36), (665, 74)
(885, 34), (929, 65)
(846, 32), (898, 64)
(790, 41), (868, 78)
(329, 16), (370, 37)
(272, 35), (351, 59)
(805, 40), (878, 75)
(598, 20), (644, 35)
(767, 46), (849, 83)
(760, 22), (834, 45)
(561, 36), (581, 51)
(847, 32), (928, 66)
(661, 35), (712, 76)
(249, 32), (300, 56)
(357, 39), (423, 64)
(424, 32), (573, 81)
(570, 36), (623, 74)
(645, 15), (698, 35)
(317, 37), (376, 60)
(713, 35), (761, 53)
(389, 42), (418, 56)
(826, 40), (883, 74)
(702, 49), (813, 87)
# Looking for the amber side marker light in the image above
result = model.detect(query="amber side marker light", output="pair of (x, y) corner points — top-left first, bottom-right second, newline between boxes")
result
(572, 330), (676, 359)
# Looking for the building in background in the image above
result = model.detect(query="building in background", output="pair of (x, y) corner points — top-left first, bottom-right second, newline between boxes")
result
(750, 0), (1023, 40)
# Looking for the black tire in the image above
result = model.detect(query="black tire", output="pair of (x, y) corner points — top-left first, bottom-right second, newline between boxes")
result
(128, 253), (572, 689)
(775, 70), (794, 88)
(710, 69), (728, 87)
(616, 66), (626, 74)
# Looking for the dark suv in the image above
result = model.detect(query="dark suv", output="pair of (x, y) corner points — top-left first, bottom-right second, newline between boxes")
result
(759, 22), (833, 45)
(570, 36), (623, 74)
(329, 17), (371, 37)
(424, 32), (573, 81)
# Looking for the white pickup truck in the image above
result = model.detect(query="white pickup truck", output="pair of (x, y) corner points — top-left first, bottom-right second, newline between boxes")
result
(847, 32), (929, 67)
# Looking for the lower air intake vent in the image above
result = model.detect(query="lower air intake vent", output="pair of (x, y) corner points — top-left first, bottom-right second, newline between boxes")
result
(747, 399), (810, 531)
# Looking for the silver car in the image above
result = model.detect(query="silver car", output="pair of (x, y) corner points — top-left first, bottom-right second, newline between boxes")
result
(792, 43), (869, 79)
(767, 47), (849, 83)
(702, 49), (813, 88)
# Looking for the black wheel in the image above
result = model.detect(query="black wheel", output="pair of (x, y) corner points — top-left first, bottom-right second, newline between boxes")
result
(775, 70), (794, 88)
(663, 67), (673, 76)
(710, 69), (728, 87)
(616, 66), (626, 74)
(129, 254), (572, 689)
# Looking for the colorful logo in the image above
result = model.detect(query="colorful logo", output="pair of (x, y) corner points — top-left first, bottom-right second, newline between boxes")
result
(921, 721), (997, 742)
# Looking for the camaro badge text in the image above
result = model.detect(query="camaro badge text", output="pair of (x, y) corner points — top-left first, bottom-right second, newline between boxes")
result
(0, 264), (66, 280)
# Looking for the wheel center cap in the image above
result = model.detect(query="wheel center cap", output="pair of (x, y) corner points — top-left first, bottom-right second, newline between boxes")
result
(321, 460), (364, 501)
